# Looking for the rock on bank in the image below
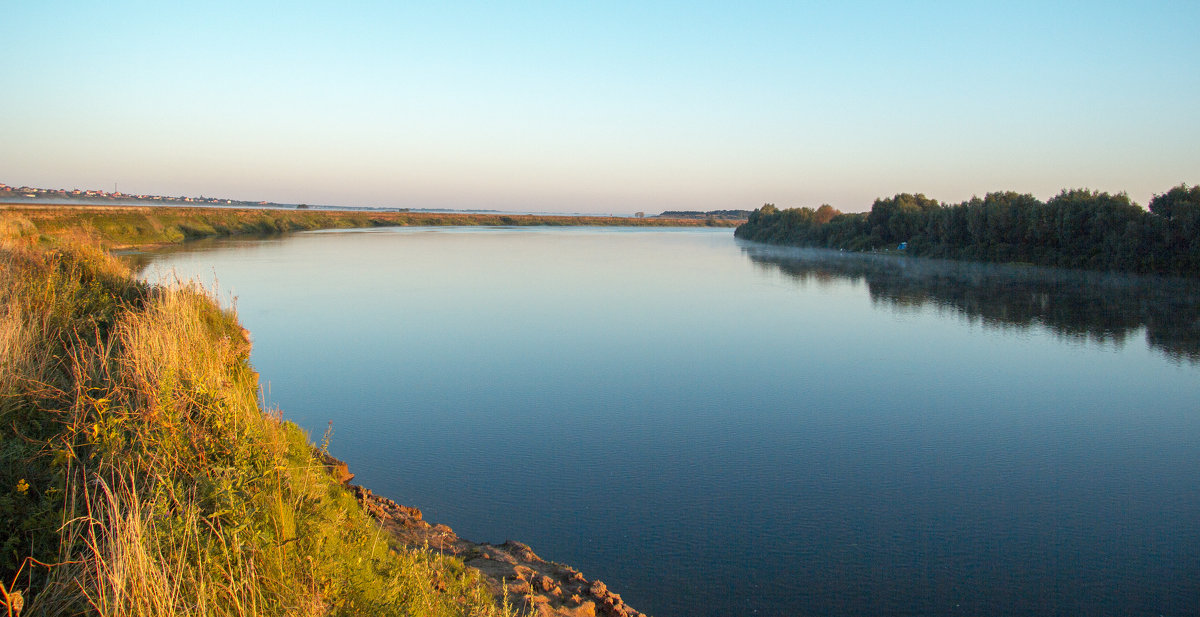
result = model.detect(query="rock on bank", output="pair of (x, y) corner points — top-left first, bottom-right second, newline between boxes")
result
(321, 453), (648, 617)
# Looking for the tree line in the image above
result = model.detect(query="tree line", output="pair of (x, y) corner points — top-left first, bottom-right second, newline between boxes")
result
(734, 185), (1200, 277)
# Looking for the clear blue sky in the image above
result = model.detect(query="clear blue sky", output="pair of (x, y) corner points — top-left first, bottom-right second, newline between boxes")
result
(3, 1), (1197, 213)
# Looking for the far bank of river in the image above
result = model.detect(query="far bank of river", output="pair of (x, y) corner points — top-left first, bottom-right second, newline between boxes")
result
(0, 203), (738, 249)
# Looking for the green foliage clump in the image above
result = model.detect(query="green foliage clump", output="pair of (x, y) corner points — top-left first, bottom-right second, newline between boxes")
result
(735, 183), (1200, 277)
(1148, 184), (1200, 275)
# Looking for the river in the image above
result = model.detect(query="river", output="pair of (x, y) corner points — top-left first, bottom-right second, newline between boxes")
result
(138, 226), (1200, 617)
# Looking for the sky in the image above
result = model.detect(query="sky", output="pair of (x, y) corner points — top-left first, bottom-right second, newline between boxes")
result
(2, 1), (1198, 214)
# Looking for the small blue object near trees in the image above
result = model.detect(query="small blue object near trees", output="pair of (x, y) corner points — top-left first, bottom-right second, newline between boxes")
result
(898, 242), (908, 250)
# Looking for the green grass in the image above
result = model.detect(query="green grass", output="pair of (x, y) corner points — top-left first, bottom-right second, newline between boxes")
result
(0, 227), (515, 615)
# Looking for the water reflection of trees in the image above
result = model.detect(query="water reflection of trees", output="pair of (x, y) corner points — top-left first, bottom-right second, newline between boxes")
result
(740, 243), (1200, 364)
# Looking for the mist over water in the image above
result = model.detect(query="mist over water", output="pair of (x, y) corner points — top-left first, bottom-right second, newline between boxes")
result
(738, 243), (1200, 364)
(140, 227), (1200, 617)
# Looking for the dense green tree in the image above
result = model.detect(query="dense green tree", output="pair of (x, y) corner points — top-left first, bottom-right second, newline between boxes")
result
(1149, 184), (1200, 221)
(1149, 184), (1200, 273)
(866, 193), (941, 244)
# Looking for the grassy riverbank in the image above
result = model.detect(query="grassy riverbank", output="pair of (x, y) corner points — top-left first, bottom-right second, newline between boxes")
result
(0, 223), (514, 614)
(1, 204), (737, 250)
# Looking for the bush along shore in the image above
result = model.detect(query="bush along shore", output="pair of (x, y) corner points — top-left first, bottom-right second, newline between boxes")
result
(735, 184), (1200, 277)
(0, 213), (647, 615)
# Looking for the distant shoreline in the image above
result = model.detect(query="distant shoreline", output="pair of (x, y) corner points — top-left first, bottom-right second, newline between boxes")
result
(1, 202), (741, 251)
(0, 184), (747, 220)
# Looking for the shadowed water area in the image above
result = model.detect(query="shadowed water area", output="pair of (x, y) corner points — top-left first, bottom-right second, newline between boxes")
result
(137, 227), (1200, 617)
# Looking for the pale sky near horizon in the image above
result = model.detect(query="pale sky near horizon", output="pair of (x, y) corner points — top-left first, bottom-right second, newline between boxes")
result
(3, 1), (1197, 214)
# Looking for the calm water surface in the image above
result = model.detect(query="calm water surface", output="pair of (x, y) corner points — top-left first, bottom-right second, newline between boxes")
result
(140, 227), (1200, 617)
